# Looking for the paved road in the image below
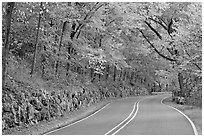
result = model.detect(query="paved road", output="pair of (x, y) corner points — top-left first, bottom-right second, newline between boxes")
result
(46, 93), (195, 135)
(116, 94), (194, 135)
(47, 96), (144, 135)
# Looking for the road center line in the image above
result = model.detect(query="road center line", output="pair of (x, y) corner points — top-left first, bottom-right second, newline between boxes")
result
(111, 99), (141, 135)
(161, 96), (198, 135)
(105, 97), (149, 135)
(105, 101), (137, 135)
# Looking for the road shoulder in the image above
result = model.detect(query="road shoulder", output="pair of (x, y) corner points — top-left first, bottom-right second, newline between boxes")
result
(162, 97), (202, 135)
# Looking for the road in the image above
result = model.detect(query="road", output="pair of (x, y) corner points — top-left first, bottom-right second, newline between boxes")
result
(116, 94), (194, 135)
(46, 93), (195, 135)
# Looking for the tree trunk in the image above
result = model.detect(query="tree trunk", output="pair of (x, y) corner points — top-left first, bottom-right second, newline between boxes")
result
(76, 66), (80, 74)
(113, 66), (117, 81)
(130, 71), (134, 83)
(178, 72), (184, 97)
(66, 63), (70, 76)
(90, 68), (94, 79)
(126, 71), (130, 82)
(41, 54), (46, 78)
(55, 21), (67, 76)
(42, 63), (45, 78)
(105, 64), (109, 81)
(158, 82), (162, 92)
(2, 2), (15, 88)
(30, 2), (42, 76)
(119, 69), (123, 80)
(153, 83), (155, 92)
(123, 70), (126, 81)
(98, 73), (101, 81)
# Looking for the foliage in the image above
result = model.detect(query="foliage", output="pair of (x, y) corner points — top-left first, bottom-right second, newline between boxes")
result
(2, 2), (202, 132)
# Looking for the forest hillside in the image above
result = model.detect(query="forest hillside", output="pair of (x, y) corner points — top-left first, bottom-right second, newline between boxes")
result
(2, 2), (202, 132)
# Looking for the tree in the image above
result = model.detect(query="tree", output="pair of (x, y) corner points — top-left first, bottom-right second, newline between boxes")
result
(30, 2), (43, 76)
(2, 2), (15, 88)
(2, 2), (201, 106)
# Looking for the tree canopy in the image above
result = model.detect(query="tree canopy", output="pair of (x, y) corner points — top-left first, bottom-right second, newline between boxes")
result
(2, 2), (202, 132)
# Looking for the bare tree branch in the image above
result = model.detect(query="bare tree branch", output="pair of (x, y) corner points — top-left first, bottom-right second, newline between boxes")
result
(185, 50), (202, 71)
(144, 20), (162, 40)
(138, 29), (177, 62)
(74, 2), (104, 39)
(148, 17), (168, 30)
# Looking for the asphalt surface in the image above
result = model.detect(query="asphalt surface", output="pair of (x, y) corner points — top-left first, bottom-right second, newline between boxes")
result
(116, 94), (194, 135)
(47, 93), (195, 135)
(47, 96), (144, 135)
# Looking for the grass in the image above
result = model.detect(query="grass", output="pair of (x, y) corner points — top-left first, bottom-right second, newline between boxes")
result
(163, 97), (202, 135)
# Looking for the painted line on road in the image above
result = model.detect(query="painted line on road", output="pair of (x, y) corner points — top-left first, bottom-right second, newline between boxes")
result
(161, 96), (198, 135)
(105, 97), (149, 135)
(111, 99), (141, 135)
(44, 103), (110, 135)
(104, 101), (137, 135)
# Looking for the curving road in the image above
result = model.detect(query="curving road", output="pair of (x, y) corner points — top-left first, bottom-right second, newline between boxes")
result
(46, 93), (195, 135)
(116, 94), (194, 135)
